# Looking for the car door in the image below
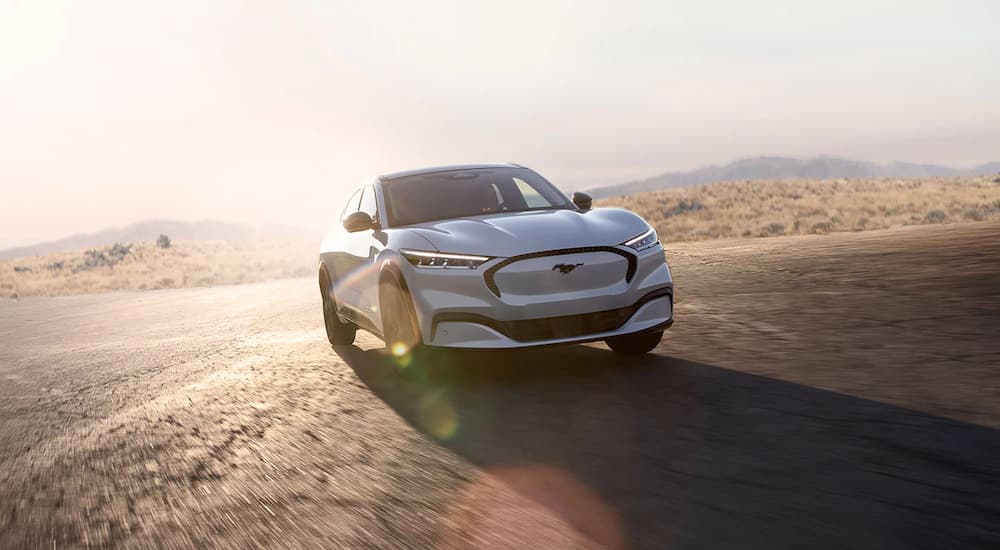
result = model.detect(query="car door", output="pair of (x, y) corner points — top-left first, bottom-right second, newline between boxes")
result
(340, 184), (383, 330)
(330, 187), (364, 316)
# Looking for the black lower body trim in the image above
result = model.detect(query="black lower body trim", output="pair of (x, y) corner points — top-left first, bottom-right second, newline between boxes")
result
(432, 287), (672, 343)
(425, 319), (674, 352)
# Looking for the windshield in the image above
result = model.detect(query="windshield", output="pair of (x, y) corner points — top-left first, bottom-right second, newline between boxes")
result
(382, 167), (573, 227)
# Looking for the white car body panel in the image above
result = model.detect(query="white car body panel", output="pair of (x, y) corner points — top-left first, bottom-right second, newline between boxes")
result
(319, 164), (673, 349)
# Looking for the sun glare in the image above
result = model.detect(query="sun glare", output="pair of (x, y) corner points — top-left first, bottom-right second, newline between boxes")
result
(391, 342), (409, 358)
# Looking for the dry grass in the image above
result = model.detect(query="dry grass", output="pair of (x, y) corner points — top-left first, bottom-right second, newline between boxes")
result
(1, 240), (315, 299)
(600, 175), (1000, 243)
(6, 175), (1000, 298)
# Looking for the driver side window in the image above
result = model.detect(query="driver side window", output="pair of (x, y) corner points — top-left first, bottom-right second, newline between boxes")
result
(358, 185), (378, 221)
(340, 188), (363, 221)
(514, 177), (552, 208)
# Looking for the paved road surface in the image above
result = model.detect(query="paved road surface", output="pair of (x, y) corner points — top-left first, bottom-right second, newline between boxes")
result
(1, 223), (999, 549)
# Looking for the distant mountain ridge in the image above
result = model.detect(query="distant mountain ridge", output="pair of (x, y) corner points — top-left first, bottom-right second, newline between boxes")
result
(1, 219), (321, 260)
(586, 156), (1000, 199)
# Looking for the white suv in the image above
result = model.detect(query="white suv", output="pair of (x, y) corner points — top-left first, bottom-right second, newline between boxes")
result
(319, 164), (673, 358)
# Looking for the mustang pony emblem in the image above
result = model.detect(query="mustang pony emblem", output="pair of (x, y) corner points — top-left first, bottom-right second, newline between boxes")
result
(552, 263), (584, 274)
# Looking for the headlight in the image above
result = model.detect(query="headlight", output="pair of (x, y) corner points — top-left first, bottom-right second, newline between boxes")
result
(401, 249), (492, 269)
(623, 228), (659, 252)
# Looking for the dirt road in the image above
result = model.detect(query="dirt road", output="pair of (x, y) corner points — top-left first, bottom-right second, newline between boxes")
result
(1, 223), (999, 549)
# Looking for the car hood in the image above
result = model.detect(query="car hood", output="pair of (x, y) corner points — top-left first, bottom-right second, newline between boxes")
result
(402, 208), (650, 257)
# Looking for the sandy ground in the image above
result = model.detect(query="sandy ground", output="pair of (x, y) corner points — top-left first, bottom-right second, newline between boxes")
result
(0, 222), (998, 549)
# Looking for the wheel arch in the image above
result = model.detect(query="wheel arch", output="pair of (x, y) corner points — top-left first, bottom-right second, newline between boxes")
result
(318, 262), (335, 298)
(377, 257), (427, 343)
(378, 255), (410, 292)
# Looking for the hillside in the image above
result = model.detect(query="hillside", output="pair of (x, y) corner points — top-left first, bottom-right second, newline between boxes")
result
(0, 219), (321, 260)
(0, 239), (315, 298)
(600, 175), (1000, 243)
(5, 175), (999, 298)
(587, 156), (1000, 199)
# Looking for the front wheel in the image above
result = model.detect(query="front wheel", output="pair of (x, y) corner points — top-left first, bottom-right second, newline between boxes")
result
(320, 272), (356, 346)
(379, 277), (423, 352)
(379, 276), (428, 377)
(605, 330), (662, 355)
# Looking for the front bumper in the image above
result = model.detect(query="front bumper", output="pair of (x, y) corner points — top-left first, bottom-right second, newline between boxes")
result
(401, 244), (674, 349)
(431, 289), (672, 349)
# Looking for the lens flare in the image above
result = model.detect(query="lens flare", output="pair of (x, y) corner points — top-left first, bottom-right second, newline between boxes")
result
(391, 343), (413, 370)
(419, 390), (459, 440)
(441, 465), (625, 549)
(391, 341), (409, 357)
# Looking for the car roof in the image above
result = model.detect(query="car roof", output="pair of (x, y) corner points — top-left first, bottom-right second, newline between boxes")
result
(378, 163), (525, 181)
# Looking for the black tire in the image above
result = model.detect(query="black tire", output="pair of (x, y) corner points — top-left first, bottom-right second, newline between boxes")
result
(605, 330), (663, 355)
(320, 271), (356, 346)
(379, 275), (426, 377)
(379, 276), (423, 352)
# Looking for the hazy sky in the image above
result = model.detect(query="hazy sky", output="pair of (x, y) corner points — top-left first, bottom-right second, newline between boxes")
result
(2, 0), (998, 248)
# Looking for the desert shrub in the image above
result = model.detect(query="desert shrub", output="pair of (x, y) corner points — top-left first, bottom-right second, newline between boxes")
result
(924, 209), (947, 223)
(760, 223), (785, 237)
(13, 266), (31, 273)
(711, 224), (733, 236)
(856, 217), (869, 230)
(110, 242), (131, 258)
(810, 222), (833, 234)
(662, 198), (705, 219)
(962, 209), (984, 221)
(680, 198), (704, 211)
(75, 243), (132, 272)
(157, 234), (171, 249)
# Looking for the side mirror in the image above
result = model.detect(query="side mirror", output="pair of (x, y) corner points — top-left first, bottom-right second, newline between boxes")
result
(343, 211), (375, 233)
(571, 191), (593, 211)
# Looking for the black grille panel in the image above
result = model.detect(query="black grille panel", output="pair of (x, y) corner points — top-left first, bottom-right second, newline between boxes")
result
(483, 246), (637, 298)
(501, 307), (635, 341)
